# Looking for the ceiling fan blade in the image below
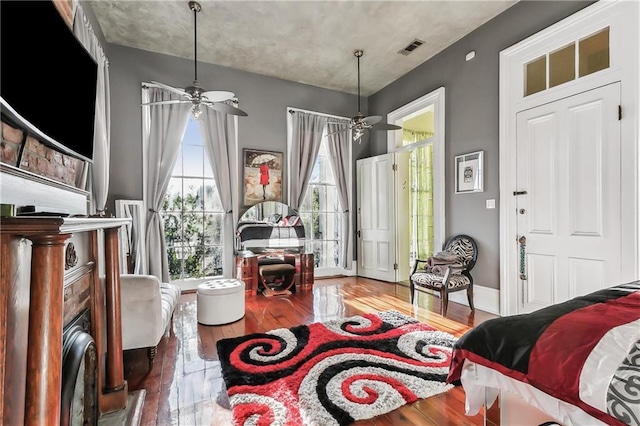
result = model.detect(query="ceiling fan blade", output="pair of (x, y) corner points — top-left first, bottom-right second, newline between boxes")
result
(372, 122), (402, 131)
(141, 100), (188, 106)
(362, 115), (382, 125)
(202, 90), (235, 102)
(203, 101), (248, 117)
(150, 81), (188, 97)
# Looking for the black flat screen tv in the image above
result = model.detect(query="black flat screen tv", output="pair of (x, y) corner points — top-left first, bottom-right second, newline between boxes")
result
(1, 1), (98, 162)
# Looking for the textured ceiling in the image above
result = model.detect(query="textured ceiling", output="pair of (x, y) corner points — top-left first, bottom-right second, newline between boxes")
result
(89, 0), (518, 96)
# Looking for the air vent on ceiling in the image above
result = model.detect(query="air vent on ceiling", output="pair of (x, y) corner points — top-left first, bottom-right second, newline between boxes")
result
(398, 39), (425, 56)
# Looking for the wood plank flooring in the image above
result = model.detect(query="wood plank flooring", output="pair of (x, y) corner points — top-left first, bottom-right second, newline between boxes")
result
(123, 277), (499, 425)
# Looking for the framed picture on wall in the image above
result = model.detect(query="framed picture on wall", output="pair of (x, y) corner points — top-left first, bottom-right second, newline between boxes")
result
(243, 149), (283, 206)
(455, 151), (484, 194)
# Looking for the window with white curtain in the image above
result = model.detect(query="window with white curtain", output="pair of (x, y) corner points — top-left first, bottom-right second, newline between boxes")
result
(298, 140), (342, 269)
(287, 108), (352, 274)
(162, 117), (225, 280)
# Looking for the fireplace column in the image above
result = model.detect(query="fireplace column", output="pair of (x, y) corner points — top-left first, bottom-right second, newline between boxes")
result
(24, 233), (71, 426)
(100, 227), (127, 412)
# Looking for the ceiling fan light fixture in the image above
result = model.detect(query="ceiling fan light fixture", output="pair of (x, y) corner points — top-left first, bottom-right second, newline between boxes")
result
(191, 103), (203, 119)
(326, 49), (402, 142)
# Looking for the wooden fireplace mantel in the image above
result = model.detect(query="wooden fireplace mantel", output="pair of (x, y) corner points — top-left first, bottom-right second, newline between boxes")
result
(0, 216), (131, 425)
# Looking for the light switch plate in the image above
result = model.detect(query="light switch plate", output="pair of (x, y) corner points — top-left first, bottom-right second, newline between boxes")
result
(486, 199), (496, 209)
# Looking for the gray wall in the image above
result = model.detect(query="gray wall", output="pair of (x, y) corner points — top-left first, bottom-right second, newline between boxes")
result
(104, 44), (365, 228)
(368, 1), (593, 290)
(97, 0), (594, 284)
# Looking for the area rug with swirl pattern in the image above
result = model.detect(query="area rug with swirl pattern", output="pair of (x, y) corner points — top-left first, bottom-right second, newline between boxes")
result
(216, 310), (458, 426)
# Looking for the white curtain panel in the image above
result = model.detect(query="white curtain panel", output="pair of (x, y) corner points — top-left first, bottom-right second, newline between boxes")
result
(326, 122), (352, 269)
(72, 3), (110, 215)
(198, 102), (238, 278)
(142, 87), (191, 282)
(288, 111), (327, 210)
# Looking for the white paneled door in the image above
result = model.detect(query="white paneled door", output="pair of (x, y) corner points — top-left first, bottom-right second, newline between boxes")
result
(357, 154), (396, 282)
(515, 83), (621, 314)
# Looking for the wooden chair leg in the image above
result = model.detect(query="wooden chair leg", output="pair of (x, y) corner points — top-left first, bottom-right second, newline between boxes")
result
(280, 273), (295, 292)
(147, 346), (157, 371)
(258, 269), (266, 291)
(467, 285), (475, 311)
(410, 281), (416, 304)
(440, 268), (452, 316)
(441, 288), (449, 316)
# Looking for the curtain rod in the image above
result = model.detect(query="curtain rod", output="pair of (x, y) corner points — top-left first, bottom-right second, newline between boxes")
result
(287, 106), (349, 122)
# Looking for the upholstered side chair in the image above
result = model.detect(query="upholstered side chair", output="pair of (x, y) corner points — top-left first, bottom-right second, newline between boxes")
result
(409, 234), (478, 316)
(119, 274), (181, 369)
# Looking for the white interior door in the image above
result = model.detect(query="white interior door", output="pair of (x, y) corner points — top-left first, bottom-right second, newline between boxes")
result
(357, 154), (396, 281)
(515, 83), (621, 314)
(395, 151), (411, 282)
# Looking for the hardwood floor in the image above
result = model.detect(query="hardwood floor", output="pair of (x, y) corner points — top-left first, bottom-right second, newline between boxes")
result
(123, 277), (499, 425)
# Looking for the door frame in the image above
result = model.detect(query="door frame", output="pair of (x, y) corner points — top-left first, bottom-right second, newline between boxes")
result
(387, 87), (446, 260)
(499, 0), (639, 316)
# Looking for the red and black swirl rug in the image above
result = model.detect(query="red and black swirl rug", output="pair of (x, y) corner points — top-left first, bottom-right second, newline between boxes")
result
(216, 310), (458, 425)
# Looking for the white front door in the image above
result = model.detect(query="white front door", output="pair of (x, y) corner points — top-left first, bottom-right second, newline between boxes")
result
(357, 154), (396, 281)
(515, 82), (621, 314)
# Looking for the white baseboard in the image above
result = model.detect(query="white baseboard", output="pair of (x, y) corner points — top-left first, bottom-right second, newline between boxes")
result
(344, 261), (358, 276)
(449, 284), (500, 315)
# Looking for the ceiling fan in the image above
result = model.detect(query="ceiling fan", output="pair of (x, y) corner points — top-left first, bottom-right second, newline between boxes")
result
(328, 50), (401, 142)
(142, 1), (247, 118)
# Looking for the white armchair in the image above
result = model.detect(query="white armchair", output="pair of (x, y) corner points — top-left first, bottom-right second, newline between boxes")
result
(119, 274), (181, 368)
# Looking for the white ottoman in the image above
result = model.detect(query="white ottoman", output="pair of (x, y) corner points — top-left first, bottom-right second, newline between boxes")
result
(197, 279), (245, 325)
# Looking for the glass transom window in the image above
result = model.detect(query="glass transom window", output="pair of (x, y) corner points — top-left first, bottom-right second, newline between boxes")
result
(524, 27), (610, 97)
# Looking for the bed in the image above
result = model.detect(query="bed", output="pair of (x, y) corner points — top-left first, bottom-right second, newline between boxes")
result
(447, 281), (640, 426)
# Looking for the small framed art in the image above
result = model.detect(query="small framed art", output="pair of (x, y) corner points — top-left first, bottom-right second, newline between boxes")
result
(243, 149), (283, 206)
(455, 151), (484, 194)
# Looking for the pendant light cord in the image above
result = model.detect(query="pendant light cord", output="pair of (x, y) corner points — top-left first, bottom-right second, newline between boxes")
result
(357, 54), (361, 113)
(193, 6), (198, 82)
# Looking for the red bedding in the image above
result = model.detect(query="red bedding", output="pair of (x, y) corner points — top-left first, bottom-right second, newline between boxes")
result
(447, 282), (640, 425)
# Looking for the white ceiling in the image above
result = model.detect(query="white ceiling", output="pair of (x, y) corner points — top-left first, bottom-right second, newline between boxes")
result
(89, 0), (519, 96)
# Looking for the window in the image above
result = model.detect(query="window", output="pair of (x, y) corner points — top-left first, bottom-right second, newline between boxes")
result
(523, 27), (610, 96)
(162, 117), (225, 281)
(287, 108), (352, 274)
(298, 140), (342, 269)
(579, 27), (609, 77)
